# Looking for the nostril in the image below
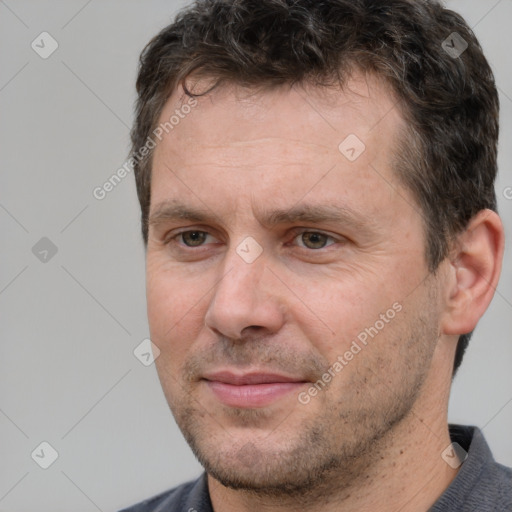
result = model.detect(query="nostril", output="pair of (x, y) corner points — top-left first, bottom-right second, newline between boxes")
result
(243, 325), (264, 331)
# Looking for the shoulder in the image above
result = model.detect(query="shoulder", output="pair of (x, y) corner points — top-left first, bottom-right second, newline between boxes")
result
(474, 459), (512, 510)
(462, 426), (512, 509)
(431, 425), (512, 511)
(118, 473), (210, 512)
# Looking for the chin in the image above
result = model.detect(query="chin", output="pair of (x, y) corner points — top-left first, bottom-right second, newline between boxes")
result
(180, 416), (350, 498)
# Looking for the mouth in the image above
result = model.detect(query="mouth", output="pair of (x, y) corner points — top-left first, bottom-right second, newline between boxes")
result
(201, 370), (309, 408)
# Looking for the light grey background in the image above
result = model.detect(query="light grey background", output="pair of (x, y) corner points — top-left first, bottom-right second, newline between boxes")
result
(0, 1), (511, 510)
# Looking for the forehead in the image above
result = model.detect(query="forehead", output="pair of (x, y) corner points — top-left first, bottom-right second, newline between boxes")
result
(155, 73), (403, 160)
(149, 73), (407, 219)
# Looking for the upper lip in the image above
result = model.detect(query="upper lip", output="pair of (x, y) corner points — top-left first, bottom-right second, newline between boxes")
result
(202, 370), (307, 385)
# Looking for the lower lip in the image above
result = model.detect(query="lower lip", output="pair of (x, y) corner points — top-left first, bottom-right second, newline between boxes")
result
(205, 380), (306, 408)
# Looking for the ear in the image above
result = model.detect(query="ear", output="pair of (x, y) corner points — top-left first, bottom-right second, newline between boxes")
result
(441, 209), (504, 336)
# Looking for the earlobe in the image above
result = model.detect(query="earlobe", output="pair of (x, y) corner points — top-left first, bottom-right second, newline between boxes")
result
(441, 209), (504, 336)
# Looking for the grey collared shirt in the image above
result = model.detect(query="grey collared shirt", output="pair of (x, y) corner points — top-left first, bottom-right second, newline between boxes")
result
(119, 425), (512, 511)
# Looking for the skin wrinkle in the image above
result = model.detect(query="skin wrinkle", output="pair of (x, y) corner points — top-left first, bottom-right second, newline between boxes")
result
(146, 78), (464, 511)
(130, 1), (506, 508)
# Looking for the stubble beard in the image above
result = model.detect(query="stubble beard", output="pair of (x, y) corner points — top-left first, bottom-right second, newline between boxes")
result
(163, 289), (440, 501)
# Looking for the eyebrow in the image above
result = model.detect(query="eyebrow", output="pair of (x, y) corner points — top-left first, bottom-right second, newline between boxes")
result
(148, 201), (212, 227)
(148, 200), (372, 233)
(261, 204), (369, 230)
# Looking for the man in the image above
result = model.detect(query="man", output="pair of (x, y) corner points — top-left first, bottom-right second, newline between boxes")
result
(121, 0), (511, 510)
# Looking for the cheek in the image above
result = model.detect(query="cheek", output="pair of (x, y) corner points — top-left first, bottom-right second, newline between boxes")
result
(146, 260), (210, 359)
(289, 274), (395, 359)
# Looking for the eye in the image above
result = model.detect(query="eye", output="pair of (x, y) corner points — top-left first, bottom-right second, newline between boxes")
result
(177, 230), (212, 247)
(294, 231), (337, 249)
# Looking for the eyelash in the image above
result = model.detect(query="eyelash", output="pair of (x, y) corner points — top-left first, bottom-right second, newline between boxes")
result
(166, 229), (340, 250)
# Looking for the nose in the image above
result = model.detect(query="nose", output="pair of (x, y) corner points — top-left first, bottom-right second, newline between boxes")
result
(204, 247), (285, 341)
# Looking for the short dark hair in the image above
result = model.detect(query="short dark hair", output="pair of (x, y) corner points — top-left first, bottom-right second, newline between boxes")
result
(131, 0), (499, 375)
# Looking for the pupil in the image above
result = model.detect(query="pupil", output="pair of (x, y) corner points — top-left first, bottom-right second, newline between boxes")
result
(184, 231), (206, 246)
(303, 232), (326, 249)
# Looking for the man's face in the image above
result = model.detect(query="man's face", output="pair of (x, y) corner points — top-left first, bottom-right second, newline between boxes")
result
(146, 77), (444, 493)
